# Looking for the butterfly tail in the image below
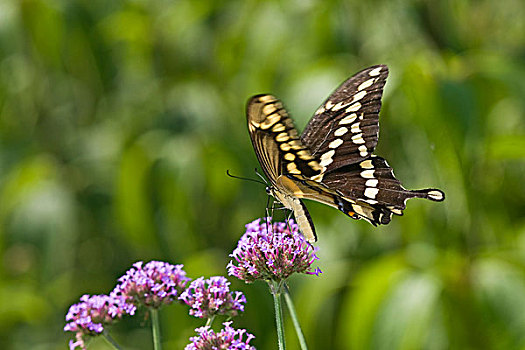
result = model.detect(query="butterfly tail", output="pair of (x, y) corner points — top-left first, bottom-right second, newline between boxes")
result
(408, 188), (445, 202)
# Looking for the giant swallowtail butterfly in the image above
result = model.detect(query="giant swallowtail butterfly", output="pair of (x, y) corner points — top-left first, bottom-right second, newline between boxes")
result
(246, 65), (444, 242)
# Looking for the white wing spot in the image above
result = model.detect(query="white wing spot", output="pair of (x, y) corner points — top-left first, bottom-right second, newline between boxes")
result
(319, 150), (335, 167)
(364, 199), (378, 204)
(360, 159), (374, 169)
(332, 101), (348, 111)
(280, 143), (291, 151)
(308, 160), (321, 170)
(391, 208), (403, 215)
(350, 122), (361, 133)
(297, 150), (312, 160)
(339, 113), (357, 125)
(258, 95), (275, 103)
(351, 90), (367, 103)
(272, 123), (285, 132)
(275, 132), (290, 142)
(311, 173), (324, 182)
(315, 106), (325, 115)
(361, 170), (375, 179)
(262, 104), (278, 115)
(284, 153), (295, 161)
(358, 78), (375, 91)
(334, 127), (348, 137)
(359, 145), (368, 157)
(428, 190), (444, 201)
(329, 138), (344, 149)
(288, 140), (302, 150)
(365, 179), (378, 187)
(260, 114), (281, 129)
(364, 187), (379, 199)
(369, 67), (382, 76)
(287, 162), (300, 174)
(353, 205), (366, 216)
(351, 133), (365, 144)
(325, 101), (334, 110)
(319, 158), (333, 167)
(320, 150), (335, 161)
(346, 102), (362, 112)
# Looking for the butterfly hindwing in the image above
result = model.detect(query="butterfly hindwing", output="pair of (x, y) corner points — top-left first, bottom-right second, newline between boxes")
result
(319, 156), (445, 225)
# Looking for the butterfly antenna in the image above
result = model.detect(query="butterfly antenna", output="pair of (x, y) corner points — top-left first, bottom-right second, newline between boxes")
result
(226, 170), (267, 186)
(254, 168), (269, 185)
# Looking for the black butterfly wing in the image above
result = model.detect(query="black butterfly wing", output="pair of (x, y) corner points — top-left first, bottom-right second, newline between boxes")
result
(301, 65), (444, 225)
(301, 65), (388, 169)
(321, 156), (445, 225)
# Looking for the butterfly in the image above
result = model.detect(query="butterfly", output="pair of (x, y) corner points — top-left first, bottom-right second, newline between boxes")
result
(246, 65), (445, 242)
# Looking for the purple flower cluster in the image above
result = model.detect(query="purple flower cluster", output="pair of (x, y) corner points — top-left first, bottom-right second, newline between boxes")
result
(180, 276), (246, 319)
(185, 321), (256, 350)
(228, 218), (322, 283)
(112, 260), (191, 309)
(64, 294), (135, 350)
(65, 260), (251, 349)
(65, 261), (191, 349)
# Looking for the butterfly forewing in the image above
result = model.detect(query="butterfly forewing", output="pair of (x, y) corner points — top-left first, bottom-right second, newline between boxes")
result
(246, 94), (323, 183)
(247, 94), (328, 241)
(301, 65), (388, 171)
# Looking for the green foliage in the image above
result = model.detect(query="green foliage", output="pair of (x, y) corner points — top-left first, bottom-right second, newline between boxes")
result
(1, 0), (524, 349)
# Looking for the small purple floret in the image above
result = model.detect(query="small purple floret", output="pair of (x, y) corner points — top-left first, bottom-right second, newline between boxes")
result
(228, 218), (322, 283)
(111, 261), (191, 309)
(307, 267), (323, 276)
(185, 321), (256, 350)
(64, 294), (134, 350)
(179, 276), (246, 319)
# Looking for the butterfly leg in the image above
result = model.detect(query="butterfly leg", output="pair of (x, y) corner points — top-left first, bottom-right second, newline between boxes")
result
(284, 210), (294, 233)
(263, 195), (274, 233)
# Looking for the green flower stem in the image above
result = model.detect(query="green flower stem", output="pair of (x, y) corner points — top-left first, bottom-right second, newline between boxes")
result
(103, 332), (122, 350)
(150, 308), (162, 350)
(205, 315), (216, 327)
(271, 281), (286, 350)
(283, 285), (308, 350)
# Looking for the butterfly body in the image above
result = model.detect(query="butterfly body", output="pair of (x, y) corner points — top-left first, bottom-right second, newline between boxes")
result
(247, 65), (445, 242)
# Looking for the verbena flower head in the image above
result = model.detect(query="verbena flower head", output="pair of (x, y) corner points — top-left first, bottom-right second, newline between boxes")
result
(185, 321), (256, 350)
(227, 218), (322, 283)
(111, 261), (191, 309)
(179, 276), (246, 319)
(64, 294), (135, 350)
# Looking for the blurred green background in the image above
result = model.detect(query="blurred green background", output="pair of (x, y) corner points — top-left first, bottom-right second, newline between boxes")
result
(1, 0), (524, 349)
